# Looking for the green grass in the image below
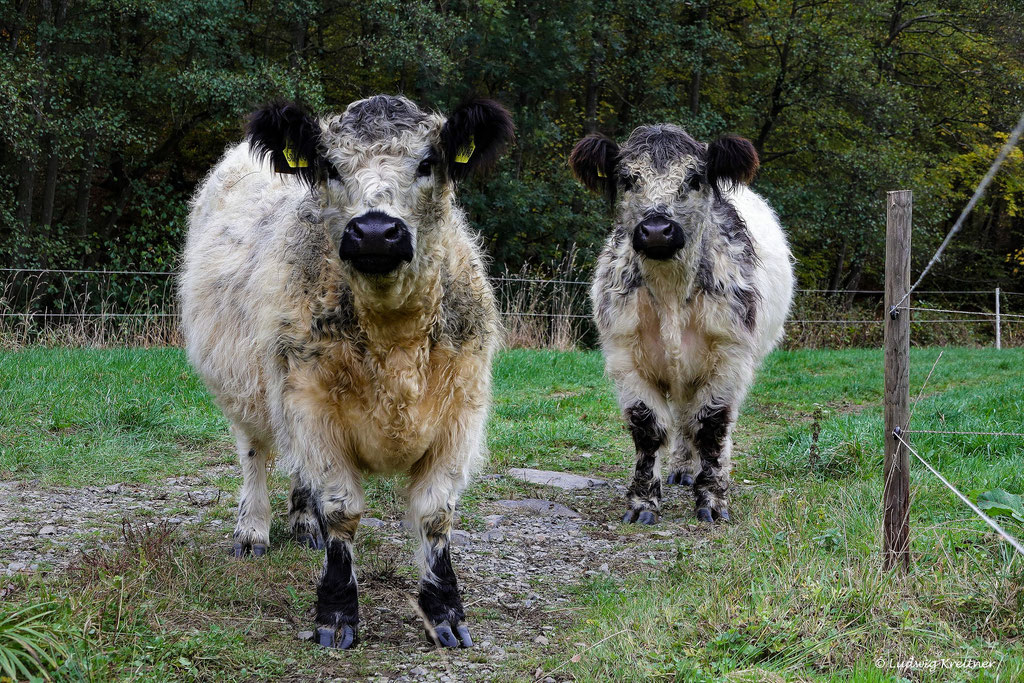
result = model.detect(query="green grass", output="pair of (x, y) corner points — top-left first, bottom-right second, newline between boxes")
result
(1, 347), (1023, 681)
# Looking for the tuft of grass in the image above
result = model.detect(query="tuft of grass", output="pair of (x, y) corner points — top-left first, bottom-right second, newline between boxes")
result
(0, 603), (69, 681)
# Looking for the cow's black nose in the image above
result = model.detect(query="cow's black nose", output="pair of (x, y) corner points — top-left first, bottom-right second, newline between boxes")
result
(633, 214), (684, 260)
(339, 211), (414, 274)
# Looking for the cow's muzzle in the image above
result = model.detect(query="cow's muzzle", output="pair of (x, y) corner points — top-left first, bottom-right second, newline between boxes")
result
(632, 213), (684, 260)
(339, 211), (414, 275)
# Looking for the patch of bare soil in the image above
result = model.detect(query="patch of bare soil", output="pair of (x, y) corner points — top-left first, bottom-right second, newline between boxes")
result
(2, 471), (720, 682)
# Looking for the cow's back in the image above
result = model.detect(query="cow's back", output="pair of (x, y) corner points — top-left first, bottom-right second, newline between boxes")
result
(730, 186), (794, 354)
(179, 142), (316, 433)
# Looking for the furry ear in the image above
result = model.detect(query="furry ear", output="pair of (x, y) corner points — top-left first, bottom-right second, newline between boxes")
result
(569, 134), (619, 204)
(246, 101), (326, 186)
(441, 99), (516, 182)
(706, 135), (759, 190)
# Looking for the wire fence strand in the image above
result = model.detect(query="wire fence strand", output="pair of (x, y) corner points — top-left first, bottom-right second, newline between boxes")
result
(903, 430), (1024, 438)
(893, 431), (1024, 558)
(892, 109), (1024, 313)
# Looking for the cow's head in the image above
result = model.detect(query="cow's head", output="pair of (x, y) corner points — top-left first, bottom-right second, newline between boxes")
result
(570, 124), (758, 261)
(247, 95), (514, 278)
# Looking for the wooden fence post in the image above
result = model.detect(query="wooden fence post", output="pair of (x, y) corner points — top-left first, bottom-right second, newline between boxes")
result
(995, 287), (1001, 350)
(884, 190), (912, 572)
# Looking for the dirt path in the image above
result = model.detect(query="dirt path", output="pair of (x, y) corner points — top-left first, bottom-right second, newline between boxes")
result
(2, 470), (714, 681)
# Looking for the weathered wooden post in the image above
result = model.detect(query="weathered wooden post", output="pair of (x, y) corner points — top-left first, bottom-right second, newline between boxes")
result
(884, 190), (912, 572)
(995, 287), (1001, 350)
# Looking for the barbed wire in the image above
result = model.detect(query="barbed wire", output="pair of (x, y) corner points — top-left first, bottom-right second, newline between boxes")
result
(891, 109), (1024, 314)
(893, 430), (1024, 558)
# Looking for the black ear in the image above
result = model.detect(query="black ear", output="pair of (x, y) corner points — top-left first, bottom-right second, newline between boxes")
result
(706, 135), (759, 190)
(569, 134), (619, 204)
(441, 99), (515, 182)
(247, 101), (326, 186)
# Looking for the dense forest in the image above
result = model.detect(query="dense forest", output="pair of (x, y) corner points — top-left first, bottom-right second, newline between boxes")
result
(2, 0), (1024, 295)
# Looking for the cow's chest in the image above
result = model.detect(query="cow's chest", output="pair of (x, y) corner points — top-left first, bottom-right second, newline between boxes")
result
(308, 342), (458, 474)
(632, 289), (719, 396)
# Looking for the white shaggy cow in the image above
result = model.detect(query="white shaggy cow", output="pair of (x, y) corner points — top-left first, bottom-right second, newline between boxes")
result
(570, 124), (793, 524)
(179, 95), (513, 649)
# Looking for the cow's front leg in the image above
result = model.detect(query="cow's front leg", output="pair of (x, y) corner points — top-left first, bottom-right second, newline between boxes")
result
(313, 476), (364, 649)
(686, 359), (752, 523)
(230, 426), (270, 557)
(622, 400), (667, 524)
(691, 401), (735, 523)
(408, 427), (479, 648)
(288, 475), (324, 549)
(665, 410), (701, 486)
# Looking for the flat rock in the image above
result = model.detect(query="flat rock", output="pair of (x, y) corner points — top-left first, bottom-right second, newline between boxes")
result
(494, 499), (580, 518)
(507, 468), (608, 490)
(38, 525), (57, 536)
(450, 530), (472, 546)
(361, 517), (386, 528)
(481, 530), (505, 543)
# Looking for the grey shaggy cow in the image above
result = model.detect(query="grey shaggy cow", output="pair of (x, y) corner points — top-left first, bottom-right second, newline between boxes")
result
(179, 95), (513, 649)
(570, 124), (794, 525)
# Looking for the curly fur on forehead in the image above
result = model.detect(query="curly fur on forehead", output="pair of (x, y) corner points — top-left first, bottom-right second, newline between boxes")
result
(339, 95), (431, 143)
(619, 124), (705, 171)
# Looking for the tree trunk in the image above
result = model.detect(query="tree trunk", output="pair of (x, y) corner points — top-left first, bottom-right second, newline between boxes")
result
(827, 233), (849, 292)
(75, 135), (97, 239)
(689, 2), (709, 116)
(16, 155), (37, 229)
(5, 0), (31, 52)
(40, 136), (59, 229)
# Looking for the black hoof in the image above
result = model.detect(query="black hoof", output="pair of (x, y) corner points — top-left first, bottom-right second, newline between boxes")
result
(295, 534), (325, 550)
(667, 472), (694, 486)
(622, 509), (659, 525)
(316, 624), (357, 649)
(232, 541), (268, 557)
(429, 621), (472, 648)
(696, 508), (713, 523)
(718, 509), (731, 523)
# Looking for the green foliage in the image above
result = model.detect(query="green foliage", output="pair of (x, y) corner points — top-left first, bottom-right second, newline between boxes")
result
(1, 0), (1023, 297)
(0, 602), (68, 681)
(974, 488), (1024, 525)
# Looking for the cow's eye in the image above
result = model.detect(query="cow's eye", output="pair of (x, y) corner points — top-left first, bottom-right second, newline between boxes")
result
(416, 156), (436, 178)
(620, 172), (640, 192)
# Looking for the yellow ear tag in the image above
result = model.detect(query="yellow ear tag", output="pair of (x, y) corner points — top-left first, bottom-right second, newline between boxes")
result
(283, 141), (309, 169)
(597, 168), (607, 178)
(455, 135), (476, 164)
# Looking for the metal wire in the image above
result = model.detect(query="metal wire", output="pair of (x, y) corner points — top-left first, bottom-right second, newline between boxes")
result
(891, 109), (1024, 313)
(0, 267), (175, 276)
(0, 269), (1014, 296)
(893, 431), (1024, 558)
(904, 430), (1024, 438)
(896, 305), (1024, 320)
(0, 312), (178, 318)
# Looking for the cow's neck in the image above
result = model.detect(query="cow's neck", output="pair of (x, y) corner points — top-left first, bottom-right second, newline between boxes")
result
(349, 261), (443, 352)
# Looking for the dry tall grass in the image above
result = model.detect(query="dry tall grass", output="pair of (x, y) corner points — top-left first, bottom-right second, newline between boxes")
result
(494, 249), (592, 350)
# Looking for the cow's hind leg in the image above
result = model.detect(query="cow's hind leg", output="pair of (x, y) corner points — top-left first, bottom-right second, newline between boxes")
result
(665, 414), (701, 486)
(231, 426), (270, 557)
(289, 476), (324, 549)
(622, 400), (667, 524)
(313, 476), (364, 649)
